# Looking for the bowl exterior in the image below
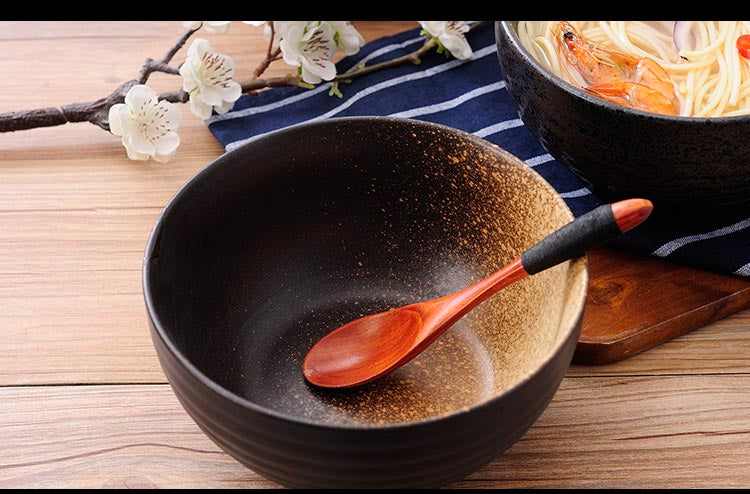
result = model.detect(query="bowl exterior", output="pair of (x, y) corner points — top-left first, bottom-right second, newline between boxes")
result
(148, 310), (581, 488)
(495, 21), (750, 209)
(143, 117), (587, 488)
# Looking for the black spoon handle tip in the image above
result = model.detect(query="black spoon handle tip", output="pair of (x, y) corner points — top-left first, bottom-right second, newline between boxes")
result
(520, 199), (653, 275)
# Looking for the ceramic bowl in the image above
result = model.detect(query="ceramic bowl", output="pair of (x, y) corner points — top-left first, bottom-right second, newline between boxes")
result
(143, 116), (588, 488)
(495, 21), (750, 210)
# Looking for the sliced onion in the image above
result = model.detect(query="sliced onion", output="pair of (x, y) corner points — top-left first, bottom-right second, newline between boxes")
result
(673, 21), (697, 58)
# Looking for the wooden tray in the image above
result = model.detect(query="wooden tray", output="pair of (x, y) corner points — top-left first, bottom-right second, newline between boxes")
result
(575, 247), (750, 364)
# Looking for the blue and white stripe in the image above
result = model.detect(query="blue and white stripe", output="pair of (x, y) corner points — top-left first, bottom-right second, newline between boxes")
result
(208, 23), (750, 278)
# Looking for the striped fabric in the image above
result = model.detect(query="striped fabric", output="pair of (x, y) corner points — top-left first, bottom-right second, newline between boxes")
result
(208, 22), (750, 278)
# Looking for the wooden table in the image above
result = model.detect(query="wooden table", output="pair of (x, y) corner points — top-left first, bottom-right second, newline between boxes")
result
(2, 21), (748, 489)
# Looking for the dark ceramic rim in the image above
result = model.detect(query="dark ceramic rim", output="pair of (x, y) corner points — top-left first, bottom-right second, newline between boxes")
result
(498, 21), (750, 124)
(142, 116), (589, 431)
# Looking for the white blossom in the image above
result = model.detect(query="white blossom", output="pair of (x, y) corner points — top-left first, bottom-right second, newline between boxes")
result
(418, 21), (473, 60)
(279, 22), (337, 84)
(269, 21), (307, 50)
(327, 21), (365, 55)
(182, 21), (232, 33)
(179, 38), (242, 120)
(108, 85), (181, 163)
(242, 21), (266, 27)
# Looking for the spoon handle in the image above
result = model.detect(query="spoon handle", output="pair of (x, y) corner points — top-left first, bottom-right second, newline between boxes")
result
(521, 198), (652, 275)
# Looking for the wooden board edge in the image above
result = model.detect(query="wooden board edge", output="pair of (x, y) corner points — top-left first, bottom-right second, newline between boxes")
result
(573, 286), (750, 365)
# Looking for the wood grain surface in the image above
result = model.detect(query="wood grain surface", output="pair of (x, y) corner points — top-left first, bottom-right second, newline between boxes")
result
(1, 21), (749, 489)
(577, 247), (750, 364)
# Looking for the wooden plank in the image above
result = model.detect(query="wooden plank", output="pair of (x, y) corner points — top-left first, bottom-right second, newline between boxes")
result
(570, 310), (750, 376)
(1, 205), (748, 384)
(1, 21), (749, 387)
(458, 374), (750, 488)
(0, 384), (272, 489)
(0, 21), (410, 386)
(1, 377), (748, 488)
(577, 248), (750, 364)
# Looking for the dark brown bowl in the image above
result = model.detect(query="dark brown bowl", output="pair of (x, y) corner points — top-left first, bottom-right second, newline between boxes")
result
(143, 117), (588, 488)
(495, 21), (750, 210)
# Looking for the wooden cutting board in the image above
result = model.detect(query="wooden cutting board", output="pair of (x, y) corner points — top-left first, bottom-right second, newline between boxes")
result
(575, 246), (750, 364)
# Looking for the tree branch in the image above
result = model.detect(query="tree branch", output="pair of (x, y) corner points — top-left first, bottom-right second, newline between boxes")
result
(0, 27), (198, 133)
(236, 21), (486, 94)
(0, 22), (486, 134)
(252, 22), (280, 79)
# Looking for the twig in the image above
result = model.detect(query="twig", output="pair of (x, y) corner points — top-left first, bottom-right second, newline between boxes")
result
(253, 47), (282, 79)
(0, 27), (199, 133)
(252, 22), (281, 79)
(0, 21), (486, 134)
(137, 26), (195, 83)
(236, 21), (486, 93)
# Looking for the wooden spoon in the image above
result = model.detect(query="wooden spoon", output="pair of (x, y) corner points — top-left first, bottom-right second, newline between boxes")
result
(303, 198), (653, 388)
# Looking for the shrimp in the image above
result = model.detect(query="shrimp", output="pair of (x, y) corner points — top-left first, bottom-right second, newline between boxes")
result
(553, 21), (678, 115)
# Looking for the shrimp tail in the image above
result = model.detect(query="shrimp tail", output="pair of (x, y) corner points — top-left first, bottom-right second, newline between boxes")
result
(586, 82), (677, 115)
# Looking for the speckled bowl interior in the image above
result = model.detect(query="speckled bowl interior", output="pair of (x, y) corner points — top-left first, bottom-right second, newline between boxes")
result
(146, 117), (586, 426)
(145, 117), (588, 487)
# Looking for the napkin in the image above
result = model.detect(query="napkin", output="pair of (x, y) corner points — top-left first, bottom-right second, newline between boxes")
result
(207, 22), (750, 278)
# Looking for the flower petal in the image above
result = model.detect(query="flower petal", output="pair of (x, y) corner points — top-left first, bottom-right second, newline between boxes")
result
(157, 101), (181, 130)
(213, 80), (242, 103)
(242, 21), (266, 26)
(122, 137), (150, 161)
(300, 62), (322, 84)
(339, 30), (365, 55)
(418, 21), (446, 38)
(298, 23), (337, 82)
(446, 21), (469, 35)
(302, 22), (336, 57)
(439, 33), (473, 60)
(280, 24), (304, 66)
(153, 148), (177, 163)
(213, 99), (234, 115)
(315, 59), (336, 81)
(107, 103), (127, 136)
(179, 62), (199, 92)
(189, 93), (213, 119)
(187, 38), (212, 62)
(154, 130), (180, 157)
(204, 21), (231, 33)
(124, 84), (157, 110)
(198, 85), (225, 107)
(327, 22), (365, 56)
(127, 130), (155, 156)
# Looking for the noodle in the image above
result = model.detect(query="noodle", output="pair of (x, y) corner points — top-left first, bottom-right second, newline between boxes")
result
(517, 21), (750, 117)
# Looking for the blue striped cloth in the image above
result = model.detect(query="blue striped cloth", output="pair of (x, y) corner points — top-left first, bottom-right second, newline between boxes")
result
(207, 22), (750, 278)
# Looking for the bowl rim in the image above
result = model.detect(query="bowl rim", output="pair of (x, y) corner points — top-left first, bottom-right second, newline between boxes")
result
(497, 20), (750, 124)
(142, 115), (589, 431)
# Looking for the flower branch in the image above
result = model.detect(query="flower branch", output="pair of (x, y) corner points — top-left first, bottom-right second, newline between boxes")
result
(0, 20), (483, 163)
(0, 26), (200, 133)
(238, 21), (484, 93)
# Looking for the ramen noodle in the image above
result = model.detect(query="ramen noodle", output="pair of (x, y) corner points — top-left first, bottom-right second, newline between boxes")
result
(517, 21), (750, 117)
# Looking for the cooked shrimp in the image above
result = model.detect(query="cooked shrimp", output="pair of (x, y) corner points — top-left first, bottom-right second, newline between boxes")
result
(586, 82), (678, 116)
(553, 21), (678, 115)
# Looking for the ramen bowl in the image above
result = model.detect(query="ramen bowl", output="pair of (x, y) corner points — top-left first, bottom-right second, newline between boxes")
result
(495, 21), (750, 210)
(143, 117), (588, 488)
